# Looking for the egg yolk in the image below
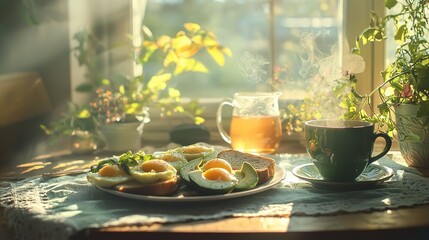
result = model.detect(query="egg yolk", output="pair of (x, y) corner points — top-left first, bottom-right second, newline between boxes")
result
(181, 145), (209, 154)
(141, 160), (170, 173)
(160, 153), (185, 162)
(203, 158), (233, 173)
(98, 165), (123, 177)
(202, 168), (234, 181)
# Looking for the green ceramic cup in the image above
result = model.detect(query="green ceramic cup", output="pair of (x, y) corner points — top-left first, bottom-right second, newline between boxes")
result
(304, 119), (392, 182)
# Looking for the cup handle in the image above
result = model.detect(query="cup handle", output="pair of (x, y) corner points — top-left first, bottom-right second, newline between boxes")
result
(369, 133), (392, 164)
(216, 99), (233, 144)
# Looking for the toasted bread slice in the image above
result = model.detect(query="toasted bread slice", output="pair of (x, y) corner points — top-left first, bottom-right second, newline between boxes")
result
(115, 176), (179, 196)
(217, 150), (276, 184)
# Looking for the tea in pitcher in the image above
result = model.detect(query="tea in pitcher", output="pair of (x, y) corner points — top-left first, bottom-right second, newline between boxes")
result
(230, 115), (282, 153)
(217, 92), (282, 154)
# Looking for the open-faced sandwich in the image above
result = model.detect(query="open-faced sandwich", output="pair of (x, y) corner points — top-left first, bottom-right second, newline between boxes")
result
(87, 151), (179, 196)
(87, 145), (277, 196)
(179, 149), (276, 195)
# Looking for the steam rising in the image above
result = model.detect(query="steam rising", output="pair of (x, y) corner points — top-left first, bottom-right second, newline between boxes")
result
(237, 51), (269, 85)
(299, 33), (325, 80)
(299, 33), (365, 120)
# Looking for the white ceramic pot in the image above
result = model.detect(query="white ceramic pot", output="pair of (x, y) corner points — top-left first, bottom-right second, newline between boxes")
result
(99, 122), (142, 152)
(395, 103), (429, 168)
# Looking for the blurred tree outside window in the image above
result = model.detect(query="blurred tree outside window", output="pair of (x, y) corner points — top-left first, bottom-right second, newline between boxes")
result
(138, 0), (343, 101)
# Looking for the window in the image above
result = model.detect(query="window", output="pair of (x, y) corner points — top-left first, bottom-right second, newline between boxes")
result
(70, 0), (382, 103)
(136, 0), (343, 100)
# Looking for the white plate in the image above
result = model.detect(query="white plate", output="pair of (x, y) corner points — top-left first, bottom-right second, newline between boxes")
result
(97, 166), (285, 202)
(292, 163), (394, 190)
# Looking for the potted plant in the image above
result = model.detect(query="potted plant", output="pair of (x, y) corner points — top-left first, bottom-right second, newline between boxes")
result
(97, 23), (230, 151)
(42, 23), (231, 152)
(40, 103), (98, 154)
(351, 0), (429, 168)
(89, 86), (150, 152)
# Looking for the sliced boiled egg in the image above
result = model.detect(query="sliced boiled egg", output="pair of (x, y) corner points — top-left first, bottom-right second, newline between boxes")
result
(202, 168), (236, 182)
(202, 158), (233, 174)
(156, 152), (188, 171)
(174, 145), (215, 160)
(87, 164), (132, 188)
(188, 168), (238, 195)
(130, 159), (177, 184)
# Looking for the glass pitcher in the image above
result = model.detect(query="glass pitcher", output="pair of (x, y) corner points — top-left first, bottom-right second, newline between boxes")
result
(216, 92), (282, 154)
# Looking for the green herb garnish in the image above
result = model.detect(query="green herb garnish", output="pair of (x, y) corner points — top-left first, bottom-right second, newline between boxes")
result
(89, 157), (118, 173)
(117, 151), (153, 174)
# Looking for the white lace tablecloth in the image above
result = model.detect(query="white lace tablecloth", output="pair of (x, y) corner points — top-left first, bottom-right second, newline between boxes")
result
(1, 154), (429, 240)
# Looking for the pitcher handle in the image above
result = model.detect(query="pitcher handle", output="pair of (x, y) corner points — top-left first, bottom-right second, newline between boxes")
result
(216, 99), (233, 144)
(369, 133), (392, 164)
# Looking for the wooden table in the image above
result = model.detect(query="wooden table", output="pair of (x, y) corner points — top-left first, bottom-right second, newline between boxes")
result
(72, 206), (429, 240)
(1, 149), (429, 240)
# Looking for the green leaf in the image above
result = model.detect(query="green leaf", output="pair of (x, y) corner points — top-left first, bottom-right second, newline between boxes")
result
(385, 0), (398, 9)
(207, 47), (225, 66)
(90, 158), (118, 173)
(175, 106), (185, 112)
(374, 30), (385, 40)
(147, 73), (172, 90)
(156, 35), (171, 48)
(119, 85), (126, 95)
(185, 43), (202, 58)
(174, 58), (208, 75)
(203, 34), (218, 47)
(117, 151), (147, 174)
(222, 47), (233, 57)
(370, 11), (380, 27)
(101, 78), (111, 86)
(125, 103), (141, 114)
(184, 23), (201, 33)
(164, 50), (178, 67)
(40, 124), (52, 135)
(378, 102), (390, 115)
(338, 99), (348, 109)
(168, 88), (181, 98)
(140, 41), (160, 63)
(75, 83), (94, 92)
(78, 109), (91, 118)
(172, 35), (192, 50)
(360, 28), (377, 45)
(394, 25), (406, 42)
(194, 116), (205, 125)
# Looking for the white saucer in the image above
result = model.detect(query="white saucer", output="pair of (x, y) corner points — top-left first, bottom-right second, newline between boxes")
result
(292, 163), (394, 191)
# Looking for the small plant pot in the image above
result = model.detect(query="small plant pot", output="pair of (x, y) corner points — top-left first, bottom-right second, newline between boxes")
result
(70, 130), (98, 154)
(99, 122), (142, 152)
(395, 104), (429, 168)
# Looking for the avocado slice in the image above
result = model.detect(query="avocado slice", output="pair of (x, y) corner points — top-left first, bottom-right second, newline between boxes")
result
(188, 170), (237, 195)
(234, 162), (259, 191)
(179, 158), (203, 183)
